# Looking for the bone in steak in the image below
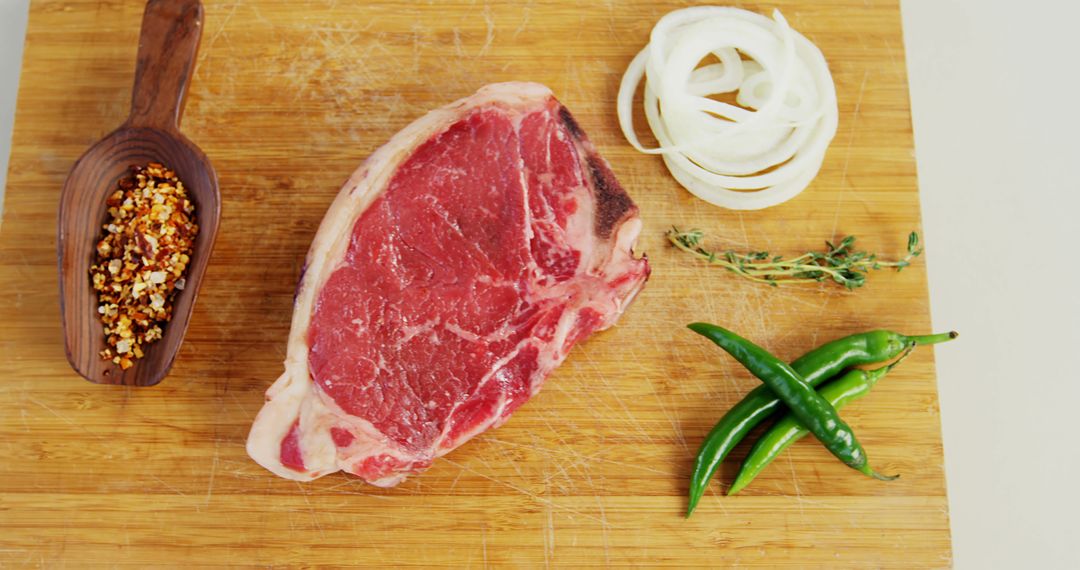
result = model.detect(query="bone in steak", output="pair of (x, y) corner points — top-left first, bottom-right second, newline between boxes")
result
(246, 82), (650, 486)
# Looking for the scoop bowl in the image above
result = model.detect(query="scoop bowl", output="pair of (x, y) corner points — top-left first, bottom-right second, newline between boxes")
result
(57, 0), (219, 386)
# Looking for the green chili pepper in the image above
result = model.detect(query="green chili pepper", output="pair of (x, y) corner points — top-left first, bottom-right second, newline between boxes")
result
(688, 323), (893, 481)
(686, 328), (956, 517)
(728, 347), (914, 495)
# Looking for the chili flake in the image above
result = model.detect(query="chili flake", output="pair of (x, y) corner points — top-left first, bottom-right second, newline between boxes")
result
(89, 163), (198, 369)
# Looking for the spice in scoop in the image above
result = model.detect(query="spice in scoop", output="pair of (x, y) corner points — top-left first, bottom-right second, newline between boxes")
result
(89, 163), (198, 369)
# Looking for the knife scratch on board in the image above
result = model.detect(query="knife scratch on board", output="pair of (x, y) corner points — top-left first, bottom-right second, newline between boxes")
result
(830, 69), (870, 241)
(543, 485), (555, 568)
(580, 349), (651, 445)
(511, 2), (533, 39)
(441, 457), (615, 527)
(204, 1), (239, 56)
(595, 495), (612, 564)
(634, 344), (690, 455)
(481, 524), (489, 569)
(294, 480), (327, 539)
(203, 436), (220, 509)
(27, 395), (106, 442)
(490, 438), (669, 477)
(478, 5), (496, 57)
(150, 474), (188, 498)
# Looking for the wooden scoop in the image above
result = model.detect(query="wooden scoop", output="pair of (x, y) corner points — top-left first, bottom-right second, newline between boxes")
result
(58, 0), (219, 386)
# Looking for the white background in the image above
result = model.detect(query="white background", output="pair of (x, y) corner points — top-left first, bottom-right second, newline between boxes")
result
(902, 1), (1080, 567)
(1, 0), (1077, 566)
(0, 0), (28, 218)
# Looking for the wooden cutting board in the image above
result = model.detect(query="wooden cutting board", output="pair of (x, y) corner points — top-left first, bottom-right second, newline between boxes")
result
(0, 0), (951, 566)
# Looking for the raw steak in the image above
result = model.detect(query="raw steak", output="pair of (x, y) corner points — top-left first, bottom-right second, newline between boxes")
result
(246, 82), (650, 486)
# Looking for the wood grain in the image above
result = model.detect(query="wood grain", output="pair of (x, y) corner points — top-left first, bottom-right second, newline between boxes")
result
(57, 0), (219, 386)
(0, 0), (951, 566)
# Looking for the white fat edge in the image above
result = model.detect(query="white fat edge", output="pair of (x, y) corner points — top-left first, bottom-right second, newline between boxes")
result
(561, 180), (599, 274)
(365, 472), (410, 488)
(246, 82), (557, 482)
(608, 216), (648, 317)
(248, 353), (430, 483)
(245, 368), (319, 481)
(566, 128), (649, 331)
(592, 215), (648, 329)
(312, 386), (419, 478)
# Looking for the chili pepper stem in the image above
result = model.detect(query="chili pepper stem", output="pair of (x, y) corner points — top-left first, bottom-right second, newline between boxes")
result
(866, 342), (916, 386)
(908, 331), (959, 346)
(860, 466), (901, 481)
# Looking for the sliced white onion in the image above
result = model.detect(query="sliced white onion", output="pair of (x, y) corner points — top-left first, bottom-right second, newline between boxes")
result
(617, 7), (838, 210)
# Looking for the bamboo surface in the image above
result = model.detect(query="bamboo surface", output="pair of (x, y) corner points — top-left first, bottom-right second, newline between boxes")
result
(0, 0), (951, 566)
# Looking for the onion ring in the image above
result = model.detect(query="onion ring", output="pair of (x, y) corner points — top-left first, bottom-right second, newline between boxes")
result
(617, 7), (838, 210)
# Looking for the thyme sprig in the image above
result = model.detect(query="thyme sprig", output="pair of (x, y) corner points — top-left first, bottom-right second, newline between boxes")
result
(666, 227), (922, 290)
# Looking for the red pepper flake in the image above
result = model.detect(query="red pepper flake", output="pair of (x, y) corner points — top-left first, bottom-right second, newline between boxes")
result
(89, 163), (198, 369)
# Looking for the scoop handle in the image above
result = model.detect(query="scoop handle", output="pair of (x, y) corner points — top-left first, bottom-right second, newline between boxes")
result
(126, 0), (204, 131)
